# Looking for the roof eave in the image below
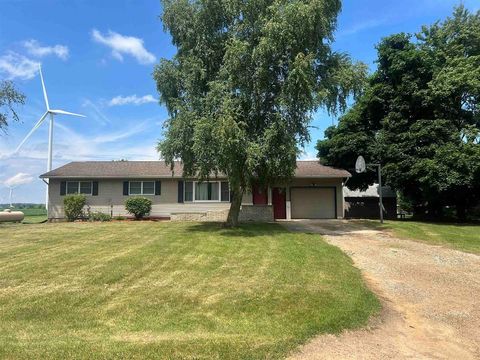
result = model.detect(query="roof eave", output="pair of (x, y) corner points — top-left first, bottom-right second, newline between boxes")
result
(40, 174), (351, 179)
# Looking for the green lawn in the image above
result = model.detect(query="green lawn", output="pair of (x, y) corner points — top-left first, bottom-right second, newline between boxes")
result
(0, 222), (378, 359)
(364, 220), (480, 255)
(20, 208), (48, 223)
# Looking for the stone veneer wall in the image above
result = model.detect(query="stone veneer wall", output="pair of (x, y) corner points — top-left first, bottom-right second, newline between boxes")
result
(238, 205), (273, 222)
(171, 205), (273, 222)
(170, 209), (229, 222)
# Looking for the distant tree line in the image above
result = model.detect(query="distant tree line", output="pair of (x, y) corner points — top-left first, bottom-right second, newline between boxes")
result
(0, 203), (45, 210)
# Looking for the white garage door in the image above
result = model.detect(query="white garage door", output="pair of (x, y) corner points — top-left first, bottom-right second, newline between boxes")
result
(291, 187), (336, 219)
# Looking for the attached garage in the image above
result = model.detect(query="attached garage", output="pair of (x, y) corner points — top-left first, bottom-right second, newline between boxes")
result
(290, 187), (336, 219)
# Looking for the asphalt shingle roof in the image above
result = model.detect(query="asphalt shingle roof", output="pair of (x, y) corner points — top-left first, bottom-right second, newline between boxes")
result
(39, 160), (350, 179)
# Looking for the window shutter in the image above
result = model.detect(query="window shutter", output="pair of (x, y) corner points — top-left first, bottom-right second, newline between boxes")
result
(123, 181), (129, 196)
(221, 182), (230, 202)
(178, 181), (184, 203)
(60, 181), (66, 196)
(207, 183), (212, 199)
(92, 181), (99, 196)
(155, 181), (161, 195)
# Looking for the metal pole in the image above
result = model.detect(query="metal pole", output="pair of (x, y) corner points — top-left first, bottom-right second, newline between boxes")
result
(46, 114), (54, 212)
(378, 164), (384, 224)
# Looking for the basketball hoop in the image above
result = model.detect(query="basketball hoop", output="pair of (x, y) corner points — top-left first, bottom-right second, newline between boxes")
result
(355, 156), (366, 173)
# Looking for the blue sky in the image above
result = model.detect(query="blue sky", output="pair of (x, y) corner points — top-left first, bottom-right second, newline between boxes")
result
(0, 0), (478, 204)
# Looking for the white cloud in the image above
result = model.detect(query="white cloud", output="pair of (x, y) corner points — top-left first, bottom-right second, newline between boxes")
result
(23, 39), (69, 60)
(338, 17), (390, 37)
(298, 148), (317, 161)
(4, 173), (34, 187)
(0, 51), (39, 80)
(91, 29), (156, 65)
(108, 94), (157, 106)
(82, 99), (111, 125)
(1, 114), (162, 202)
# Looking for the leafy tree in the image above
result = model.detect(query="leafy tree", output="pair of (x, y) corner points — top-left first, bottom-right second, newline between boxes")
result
(0, 80), (26, 132)
(155, 0), (366, 226)
(317, 6), (480, 220)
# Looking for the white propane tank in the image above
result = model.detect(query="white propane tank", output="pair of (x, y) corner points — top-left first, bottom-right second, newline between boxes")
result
(0, 209), (25, 222)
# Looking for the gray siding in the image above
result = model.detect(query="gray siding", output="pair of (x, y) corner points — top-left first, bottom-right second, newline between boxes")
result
(47, 178), (344, 220)
(48, 179), (253, 219)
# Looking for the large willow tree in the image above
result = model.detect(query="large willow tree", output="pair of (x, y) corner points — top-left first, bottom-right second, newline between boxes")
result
(155, 0), (366, 226)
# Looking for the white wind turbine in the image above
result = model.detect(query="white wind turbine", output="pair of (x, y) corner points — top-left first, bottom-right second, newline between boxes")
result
(15, 64), (85, 209)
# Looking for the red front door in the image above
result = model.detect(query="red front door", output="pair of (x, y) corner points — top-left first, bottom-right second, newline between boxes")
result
(272, 187), (286, 219)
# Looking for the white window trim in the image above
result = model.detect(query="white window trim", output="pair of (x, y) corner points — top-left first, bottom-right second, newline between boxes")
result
(66, 181), (93, 195)
(185, 181), (230, 203)
(129, 181), (156, 196)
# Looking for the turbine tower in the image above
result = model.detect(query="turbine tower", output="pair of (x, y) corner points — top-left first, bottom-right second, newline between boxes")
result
(15, 64), (85, 211)
(8, 187), (14, 208)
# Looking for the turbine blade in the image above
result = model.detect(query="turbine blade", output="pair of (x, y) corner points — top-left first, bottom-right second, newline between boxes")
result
(38, 64), (50, 110)
(14, 112), (49, 153)
(49, 109), (86, 117)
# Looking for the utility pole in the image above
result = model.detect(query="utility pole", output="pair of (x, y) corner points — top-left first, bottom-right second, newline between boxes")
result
(376, 164), (384, 224)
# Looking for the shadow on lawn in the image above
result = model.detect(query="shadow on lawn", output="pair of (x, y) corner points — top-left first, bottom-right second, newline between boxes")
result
(184, 222), (289, 237)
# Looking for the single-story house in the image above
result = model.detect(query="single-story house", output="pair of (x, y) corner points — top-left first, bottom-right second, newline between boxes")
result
(40, 160), (351, 221)
(344, 184), (397, 220)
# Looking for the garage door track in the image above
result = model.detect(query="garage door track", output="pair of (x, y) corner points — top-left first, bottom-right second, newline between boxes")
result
(283, 220), (480, 359)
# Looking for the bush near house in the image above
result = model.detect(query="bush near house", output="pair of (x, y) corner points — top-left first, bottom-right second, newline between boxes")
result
(125, 197), (152, 219)
(63, 194), (86, 221)
(88, 211), (111, 222)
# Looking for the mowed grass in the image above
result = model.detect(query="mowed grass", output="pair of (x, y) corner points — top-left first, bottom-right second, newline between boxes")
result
(365, 220), (480, 255)
(0, 222), (379, 359)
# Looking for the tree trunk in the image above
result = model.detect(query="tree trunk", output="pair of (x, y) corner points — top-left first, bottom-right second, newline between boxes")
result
(225, 188), (244, 228)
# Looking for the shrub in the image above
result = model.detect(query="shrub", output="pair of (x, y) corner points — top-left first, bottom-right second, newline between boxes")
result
(63, 194), (87, 221)
(125, 197), (152, 220)
(88, 211), (111, 222)
(113, 215), (126, 221)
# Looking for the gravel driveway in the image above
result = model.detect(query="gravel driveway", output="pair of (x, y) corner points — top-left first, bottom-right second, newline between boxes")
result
(283, 220), (480, 360)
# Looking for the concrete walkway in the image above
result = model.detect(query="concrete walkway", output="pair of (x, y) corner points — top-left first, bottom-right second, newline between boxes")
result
(283, 220), (480, 360)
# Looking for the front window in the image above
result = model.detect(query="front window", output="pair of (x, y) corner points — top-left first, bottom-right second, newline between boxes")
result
(195, 182), (219, 201)
(142, 181), (155, 195)
(129, 181), (155, 195)
(185, 181), (229, 202)
(129, 181), (142, 195)
(66, 181), (92, 195)
(79, 181), (92, 194)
